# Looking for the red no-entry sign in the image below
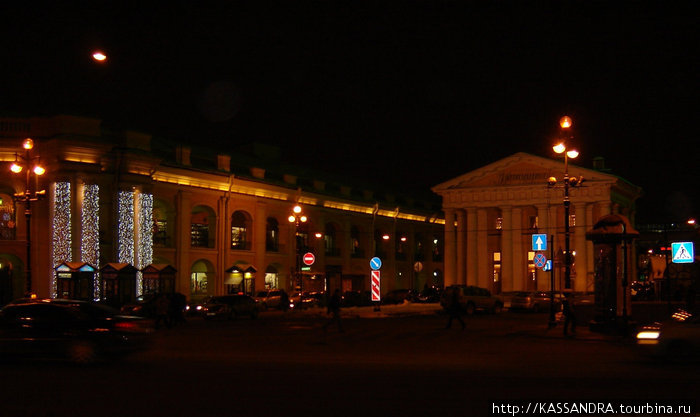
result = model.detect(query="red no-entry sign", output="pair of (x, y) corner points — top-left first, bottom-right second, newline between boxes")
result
(302, 252), (315, 266)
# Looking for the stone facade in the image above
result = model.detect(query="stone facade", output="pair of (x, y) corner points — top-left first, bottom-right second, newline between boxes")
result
(432, 152), (642, 294)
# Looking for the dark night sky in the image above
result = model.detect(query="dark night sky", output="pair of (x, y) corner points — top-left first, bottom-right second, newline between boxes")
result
(1, 2), (697, 222)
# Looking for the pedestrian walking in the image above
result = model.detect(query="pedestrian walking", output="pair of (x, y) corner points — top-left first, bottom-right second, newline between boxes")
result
(323, 289), (343, 332)
(154, 293), (171, 329)
(562, 294), (576, 336)
(445, 287), (465, 330)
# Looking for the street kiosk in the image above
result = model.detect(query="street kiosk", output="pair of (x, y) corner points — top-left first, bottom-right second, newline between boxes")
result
(55, 261), (97, 300)
(141, 264), (176, 295)
(100, 263), (138, 306)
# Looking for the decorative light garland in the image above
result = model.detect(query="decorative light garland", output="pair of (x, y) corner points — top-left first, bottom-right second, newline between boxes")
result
(118, 190), (134, 264)
(81, 184), (100, 300)
(51, 182), (72, 297)
(136, 192), (153, 296)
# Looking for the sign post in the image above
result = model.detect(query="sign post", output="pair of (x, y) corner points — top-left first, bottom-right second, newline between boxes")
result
(370, 257), (382, 311)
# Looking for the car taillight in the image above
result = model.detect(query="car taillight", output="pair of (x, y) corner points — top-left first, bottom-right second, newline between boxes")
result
(115, 321), (151, 333)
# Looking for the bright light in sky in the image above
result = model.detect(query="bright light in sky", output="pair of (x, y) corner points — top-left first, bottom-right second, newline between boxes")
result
(92, 51), (107, 61)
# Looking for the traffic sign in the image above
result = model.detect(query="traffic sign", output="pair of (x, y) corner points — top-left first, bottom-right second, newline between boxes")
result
(534, 253), (547, 268)
(543, 260), (552, 272)
(371, 270), (381, 301)
(672, 242), (694, 264)
(370, 257), (382, 270)
(532, 234), (547, 251)
(302, 252), (316, 266)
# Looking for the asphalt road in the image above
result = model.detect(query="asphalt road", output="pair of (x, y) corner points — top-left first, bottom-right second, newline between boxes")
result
(0, 308), (696, 417)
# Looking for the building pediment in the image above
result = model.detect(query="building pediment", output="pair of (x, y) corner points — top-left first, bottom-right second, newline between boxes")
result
(433, 152), (619, 192)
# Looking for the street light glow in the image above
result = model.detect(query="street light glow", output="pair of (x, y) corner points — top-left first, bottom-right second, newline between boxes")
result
(10, 163), (23, 173)
(92, 51), (107, 61)
(553, 143), (566, 154)
(288, 215), (296, 223)
(33, 165), (46, 175)
(23, 138), (34, 150)
(293, 205), (302, 214)
(559, 116), (572, 129)
(566, 150), (579, 159)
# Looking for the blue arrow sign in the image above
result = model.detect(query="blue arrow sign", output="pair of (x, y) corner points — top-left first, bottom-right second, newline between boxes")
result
(532, 234), (547, 251)
(672, 242), (694, 264)
(370, 257), (382, 270)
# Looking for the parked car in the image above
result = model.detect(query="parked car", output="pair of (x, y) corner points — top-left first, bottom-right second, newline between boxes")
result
(509, 291), (563, 313)
(382, 289), (416, 305)
(0, 299), (153, 364)
(414, 286), (442, 303)
(254, 289), (289, 310)
(202, 295), (259, 320)
(341, 290), (372, 307)
(290, 291), (324, 309)
(636, 309), (700, 360)
(440, 285), (504, 314)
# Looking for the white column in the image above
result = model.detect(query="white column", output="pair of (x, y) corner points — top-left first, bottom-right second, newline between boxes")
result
(456, 210), (467, 285)
(511, 207), (524, 292)
(443, 208), (457, 286)
(476, 208), (489, 289)
(573, 202), (588, 293)
(467, 208), (478, 286)
(501, 206), (513, 294)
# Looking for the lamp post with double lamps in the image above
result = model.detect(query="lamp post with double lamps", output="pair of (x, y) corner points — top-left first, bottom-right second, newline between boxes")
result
(549, 116), (583, 291)
(10, 138), (46, 295)
(288, 204), (308, 294)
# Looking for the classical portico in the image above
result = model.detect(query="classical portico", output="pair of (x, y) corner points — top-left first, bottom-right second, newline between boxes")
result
(433, 153), (642, 294)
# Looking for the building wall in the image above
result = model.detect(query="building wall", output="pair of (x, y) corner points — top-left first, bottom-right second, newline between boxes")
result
(433, 153), (642, 294)
(0, 115), (444, 302)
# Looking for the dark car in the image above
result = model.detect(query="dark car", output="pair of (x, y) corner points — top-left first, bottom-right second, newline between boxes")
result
(0, 299), (153, 364)
(290, 291), (324, 309)
(636, 309), (700, 360)
(414, 286), (442, 303)
(202, 295), (259, 320)
(341, 290), (372, 307)
(440, 285), (504, 314)
(509, 291), (563, 313)
(382, 289), (416, 305)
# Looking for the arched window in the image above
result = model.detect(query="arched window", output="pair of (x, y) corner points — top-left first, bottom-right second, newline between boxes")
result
(231, 211), (252, 250)
(191, 205), (216, 248)
(350, 225), (363, 258)
(153, 198), (174, 247)
(190, 259), (214, 297)
(266, 217), (279, 252)
(324, 223), (340, 257)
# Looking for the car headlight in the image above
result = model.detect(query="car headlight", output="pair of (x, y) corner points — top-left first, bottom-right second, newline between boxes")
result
(636, 330), (660, 340)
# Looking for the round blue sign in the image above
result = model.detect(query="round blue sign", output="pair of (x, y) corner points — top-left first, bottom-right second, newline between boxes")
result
(370, 257), (382, 270)
(534, 253), (547, 268)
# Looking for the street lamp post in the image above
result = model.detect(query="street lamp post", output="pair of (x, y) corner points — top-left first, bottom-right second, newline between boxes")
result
(551, 116), (581, 291)
(288, 204), (307, 295)
(10, 138), (46, 295)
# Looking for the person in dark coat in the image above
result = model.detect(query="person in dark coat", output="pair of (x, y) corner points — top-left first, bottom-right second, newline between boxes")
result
(323, 289), (343, 332)
(445, 288), (465, 330)
(562, 294), (576, 336)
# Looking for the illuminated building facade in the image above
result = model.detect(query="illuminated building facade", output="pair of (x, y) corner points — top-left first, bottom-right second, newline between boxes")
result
(433, 153), (642, 294)
(0, 115), (444, 303)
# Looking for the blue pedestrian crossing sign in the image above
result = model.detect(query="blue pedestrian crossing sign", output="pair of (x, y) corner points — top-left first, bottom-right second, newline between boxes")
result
(671, 242), (694, 264)
(532, 234), (547, 251)
(370, 257), (382, 270)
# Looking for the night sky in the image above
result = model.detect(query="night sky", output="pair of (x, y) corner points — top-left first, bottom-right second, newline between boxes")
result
(1, 2), (697, 223)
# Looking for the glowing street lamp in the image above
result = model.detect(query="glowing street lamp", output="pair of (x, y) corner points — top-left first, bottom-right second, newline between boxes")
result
(10, 137), (46, 294)
(550, 116), (581, 291)
(288, 205), (308, 293)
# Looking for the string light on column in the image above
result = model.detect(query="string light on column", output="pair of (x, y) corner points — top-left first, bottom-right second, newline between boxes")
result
(81, 184), (100, 300)
(136, 192), (153, 296)
(118, 190), (135, 264)
(51, 182), (72, 297)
